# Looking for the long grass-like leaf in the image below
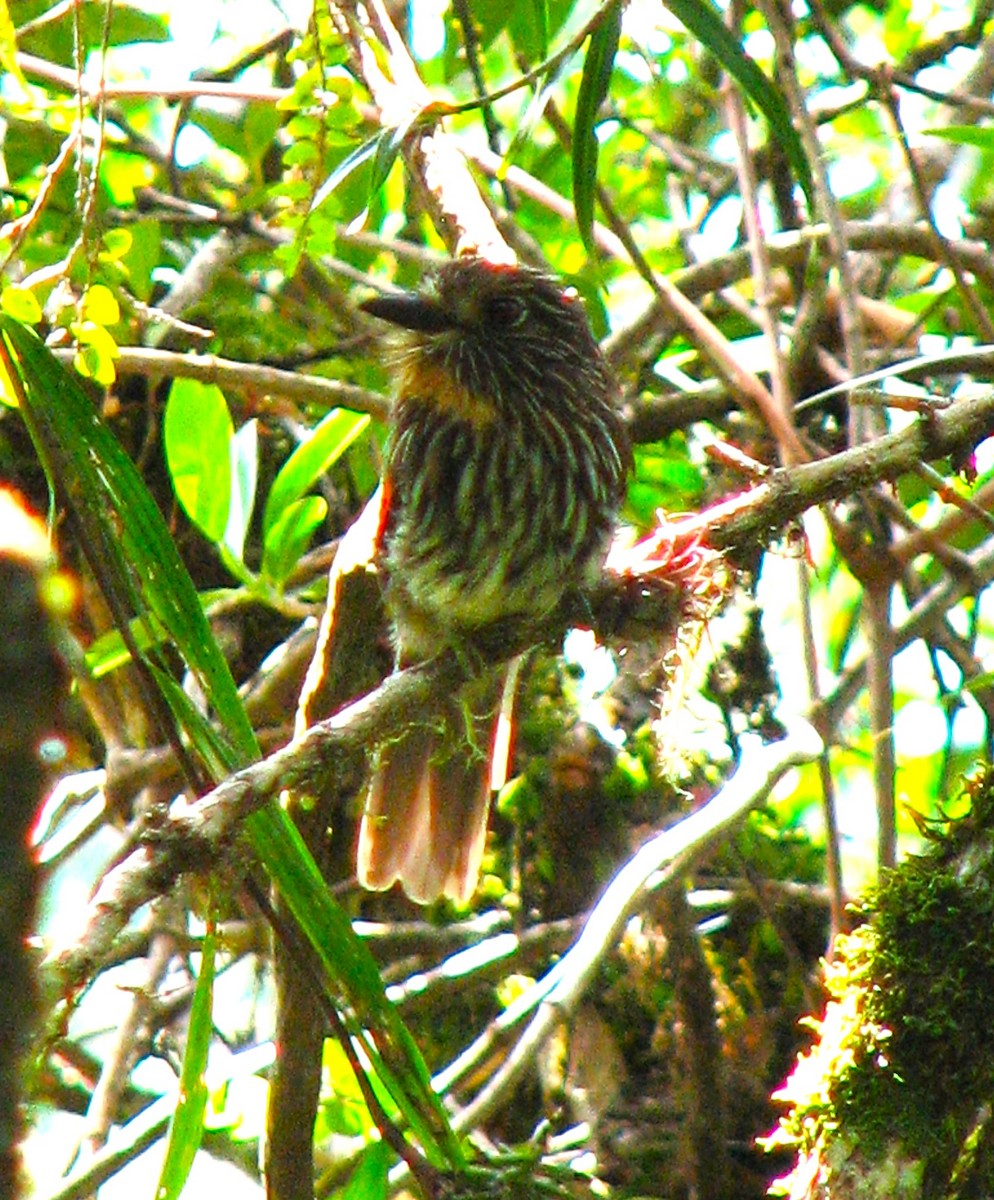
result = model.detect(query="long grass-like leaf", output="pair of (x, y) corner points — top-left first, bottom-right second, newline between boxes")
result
(154, 923), (216, 1200)
(573, 0), (621, 253)
(663, 0), (814, 206)
(0, 317), (259, 761)
(246, 803), (463, 1166)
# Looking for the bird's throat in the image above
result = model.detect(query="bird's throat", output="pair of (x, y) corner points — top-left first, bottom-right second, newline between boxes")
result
(397, 358), (498, 429)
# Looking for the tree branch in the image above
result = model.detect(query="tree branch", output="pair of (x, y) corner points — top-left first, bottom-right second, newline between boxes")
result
(51, 381), (994, 992)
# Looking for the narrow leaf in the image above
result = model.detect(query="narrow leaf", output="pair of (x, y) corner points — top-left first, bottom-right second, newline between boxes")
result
(262, 494), (328, 588)
(337, 1140), (390, 1200)
(225, 418), (258, 562)
(923, 124), (994, 149)
(573, 0), (621, 252)
(0, 317), (258, 760)
(370, 122), (409, 194)
(312, 133), (383, 213)
(500, 71), (561, 180)
(311, 121), (414, 214)
(154, 923), (216, 1200)
(531, 0), (549, 58)
(244, 804), (460, 1165)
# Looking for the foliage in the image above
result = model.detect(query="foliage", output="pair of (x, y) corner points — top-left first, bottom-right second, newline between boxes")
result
(3, 0), (994, 1198)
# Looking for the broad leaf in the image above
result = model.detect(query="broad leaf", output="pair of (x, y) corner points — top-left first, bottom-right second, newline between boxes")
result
(164, 379), (234, 546)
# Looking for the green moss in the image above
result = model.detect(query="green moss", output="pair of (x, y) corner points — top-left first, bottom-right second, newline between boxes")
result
(767, 766), (994, 1197)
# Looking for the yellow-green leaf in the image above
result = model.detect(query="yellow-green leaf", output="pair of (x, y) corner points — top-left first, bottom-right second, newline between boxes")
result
(1, 287), (42, 325)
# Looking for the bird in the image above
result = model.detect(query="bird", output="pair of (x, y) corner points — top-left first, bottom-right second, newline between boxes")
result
(356, 255), (629, 904)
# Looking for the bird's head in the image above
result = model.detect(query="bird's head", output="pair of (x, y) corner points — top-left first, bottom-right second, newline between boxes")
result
(360, 257), (612, 427)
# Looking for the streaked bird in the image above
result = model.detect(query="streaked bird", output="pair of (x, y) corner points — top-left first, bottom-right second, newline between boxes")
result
(357, 256), (629, 904)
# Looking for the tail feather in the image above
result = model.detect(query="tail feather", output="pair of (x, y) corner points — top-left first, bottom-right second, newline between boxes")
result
(357, 672), (505, 904)
(356, 728), (437, 892)
(422, 754), (491, 904)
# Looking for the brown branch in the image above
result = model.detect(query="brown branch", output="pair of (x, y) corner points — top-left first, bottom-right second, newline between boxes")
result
(16, 51), (290, 103)
(52, 346), (390, 421)
(705, 389), (994, 553)
(331, 0), (511, 262)
(820, 531), (994, 737)
(443, 723), (823, 1139)
(49, 380), (994, 994)
(607, 221), (994, 378)
(661, 888), (728, 1200)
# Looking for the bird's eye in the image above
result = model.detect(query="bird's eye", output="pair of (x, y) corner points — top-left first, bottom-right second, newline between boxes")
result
(484, 295), (527, 327)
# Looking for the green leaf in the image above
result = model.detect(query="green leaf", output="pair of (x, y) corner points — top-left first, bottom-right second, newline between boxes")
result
(311, 125), (409, 214)
(154, 924), (216, 1200)
(1, 287), (42, 325)
(102, 4), (170, 46)
(118, 219), (161, 302)
(318, 1041), (376, 1140)
(243, 804), (460, 1166)
(262, 494), (328, 588)
(311, 135), (378, 211)
(500, 73), (562, 180)
(99, 228), (133, 262)
(85, 611), (168, 678)
(263, 408), (370, 538)
(923, 125), (994, 150)
(509, 0), (550, 59)
(243, 103), (285, 167)
(84, 590), (239, 678)
(164, 379), (234, 546)
(573, 1), (621, 253)
(553, 0), (615, 52)
(662, 0), (814, 207)
(335, 1140), (390, 1200)
(20, 4), (168, 64)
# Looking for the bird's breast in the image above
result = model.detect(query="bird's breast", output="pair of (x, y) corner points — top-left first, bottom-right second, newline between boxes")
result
(381, 400), (620, 656)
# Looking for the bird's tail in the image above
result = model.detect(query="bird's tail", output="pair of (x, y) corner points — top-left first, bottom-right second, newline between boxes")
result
(356, 671), (508, 905)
